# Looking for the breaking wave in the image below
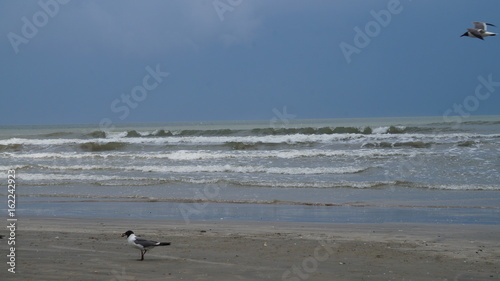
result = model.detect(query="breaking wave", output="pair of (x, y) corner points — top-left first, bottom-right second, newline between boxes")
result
(79, 142), (127, 152)
(25, 164), (371, 175)
(1, 132), (498, 151)
(2, 117), (499, 196)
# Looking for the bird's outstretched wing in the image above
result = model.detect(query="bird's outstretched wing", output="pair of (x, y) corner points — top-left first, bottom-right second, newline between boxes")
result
(473, 22), (496, 30)
(473, 22), (487, 30)
(467, 28), (484, 40)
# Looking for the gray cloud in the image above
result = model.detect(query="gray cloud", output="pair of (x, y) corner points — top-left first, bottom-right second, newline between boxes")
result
(1, 0), (264, 57)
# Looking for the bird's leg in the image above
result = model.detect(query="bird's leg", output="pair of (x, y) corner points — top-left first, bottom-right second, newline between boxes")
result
(140, 249), (148, 261)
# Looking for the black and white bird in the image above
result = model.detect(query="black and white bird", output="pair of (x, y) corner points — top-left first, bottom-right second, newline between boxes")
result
(121, 230), (171, 261)
(461, 22), (496, 40)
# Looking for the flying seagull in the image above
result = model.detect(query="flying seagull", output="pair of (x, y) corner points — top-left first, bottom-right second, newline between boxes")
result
(121, 230), (171, 261)
(461, 22), (496, 40)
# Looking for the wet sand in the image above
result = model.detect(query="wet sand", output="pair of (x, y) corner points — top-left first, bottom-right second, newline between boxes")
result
(1, 216), (499, 280)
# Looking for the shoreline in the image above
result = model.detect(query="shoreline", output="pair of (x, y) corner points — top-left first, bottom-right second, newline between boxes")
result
(2, 216), (499, 280)
(7, 195), (500, 225)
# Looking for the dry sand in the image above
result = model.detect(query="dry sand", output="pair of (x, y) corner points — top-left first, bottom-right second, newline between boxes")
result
(2, 216), (499, 281)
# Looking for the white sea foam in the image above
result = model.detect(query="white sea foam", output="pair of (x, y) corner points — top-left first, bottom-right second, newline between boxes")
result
(1, 152), (91, 159)
(1, 132), (499, 147)
(2, 120), (499, 194)
(372, 126), (391, 134)
(1, 149), (428, 161)
(426, 184), (500, 191)
(18, 173), (141, 182)
(37, 164), (369, 175)
(0, 164), (30, 171)
(16, 172), (392, 189)
(233, 180), (391, 189)
(14, 171), (500, 190)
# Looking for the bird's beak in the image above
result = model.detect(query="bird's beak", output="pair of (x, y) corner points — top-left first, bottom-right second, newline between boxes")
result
(121, 233), (126, 237)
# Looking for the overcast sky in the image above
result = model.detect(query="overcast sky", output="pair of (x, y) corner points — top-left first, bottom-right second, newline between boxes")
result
(1, 0), (499, 125)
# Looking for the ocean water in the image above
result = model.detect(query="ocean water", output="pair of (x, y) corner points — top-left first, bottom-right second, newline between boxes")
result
(1, 116), (500, 222)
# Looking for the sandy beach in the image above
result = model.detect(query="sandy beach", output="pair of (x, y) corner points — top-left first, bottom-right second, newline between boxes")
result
(2, 216), (499, 281)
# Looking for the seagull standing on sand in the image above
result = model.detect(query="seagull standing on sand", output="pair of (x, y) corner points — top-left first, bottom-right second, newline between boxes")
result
(121, 230), (171, 261)
(461, 22), (496, 40)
